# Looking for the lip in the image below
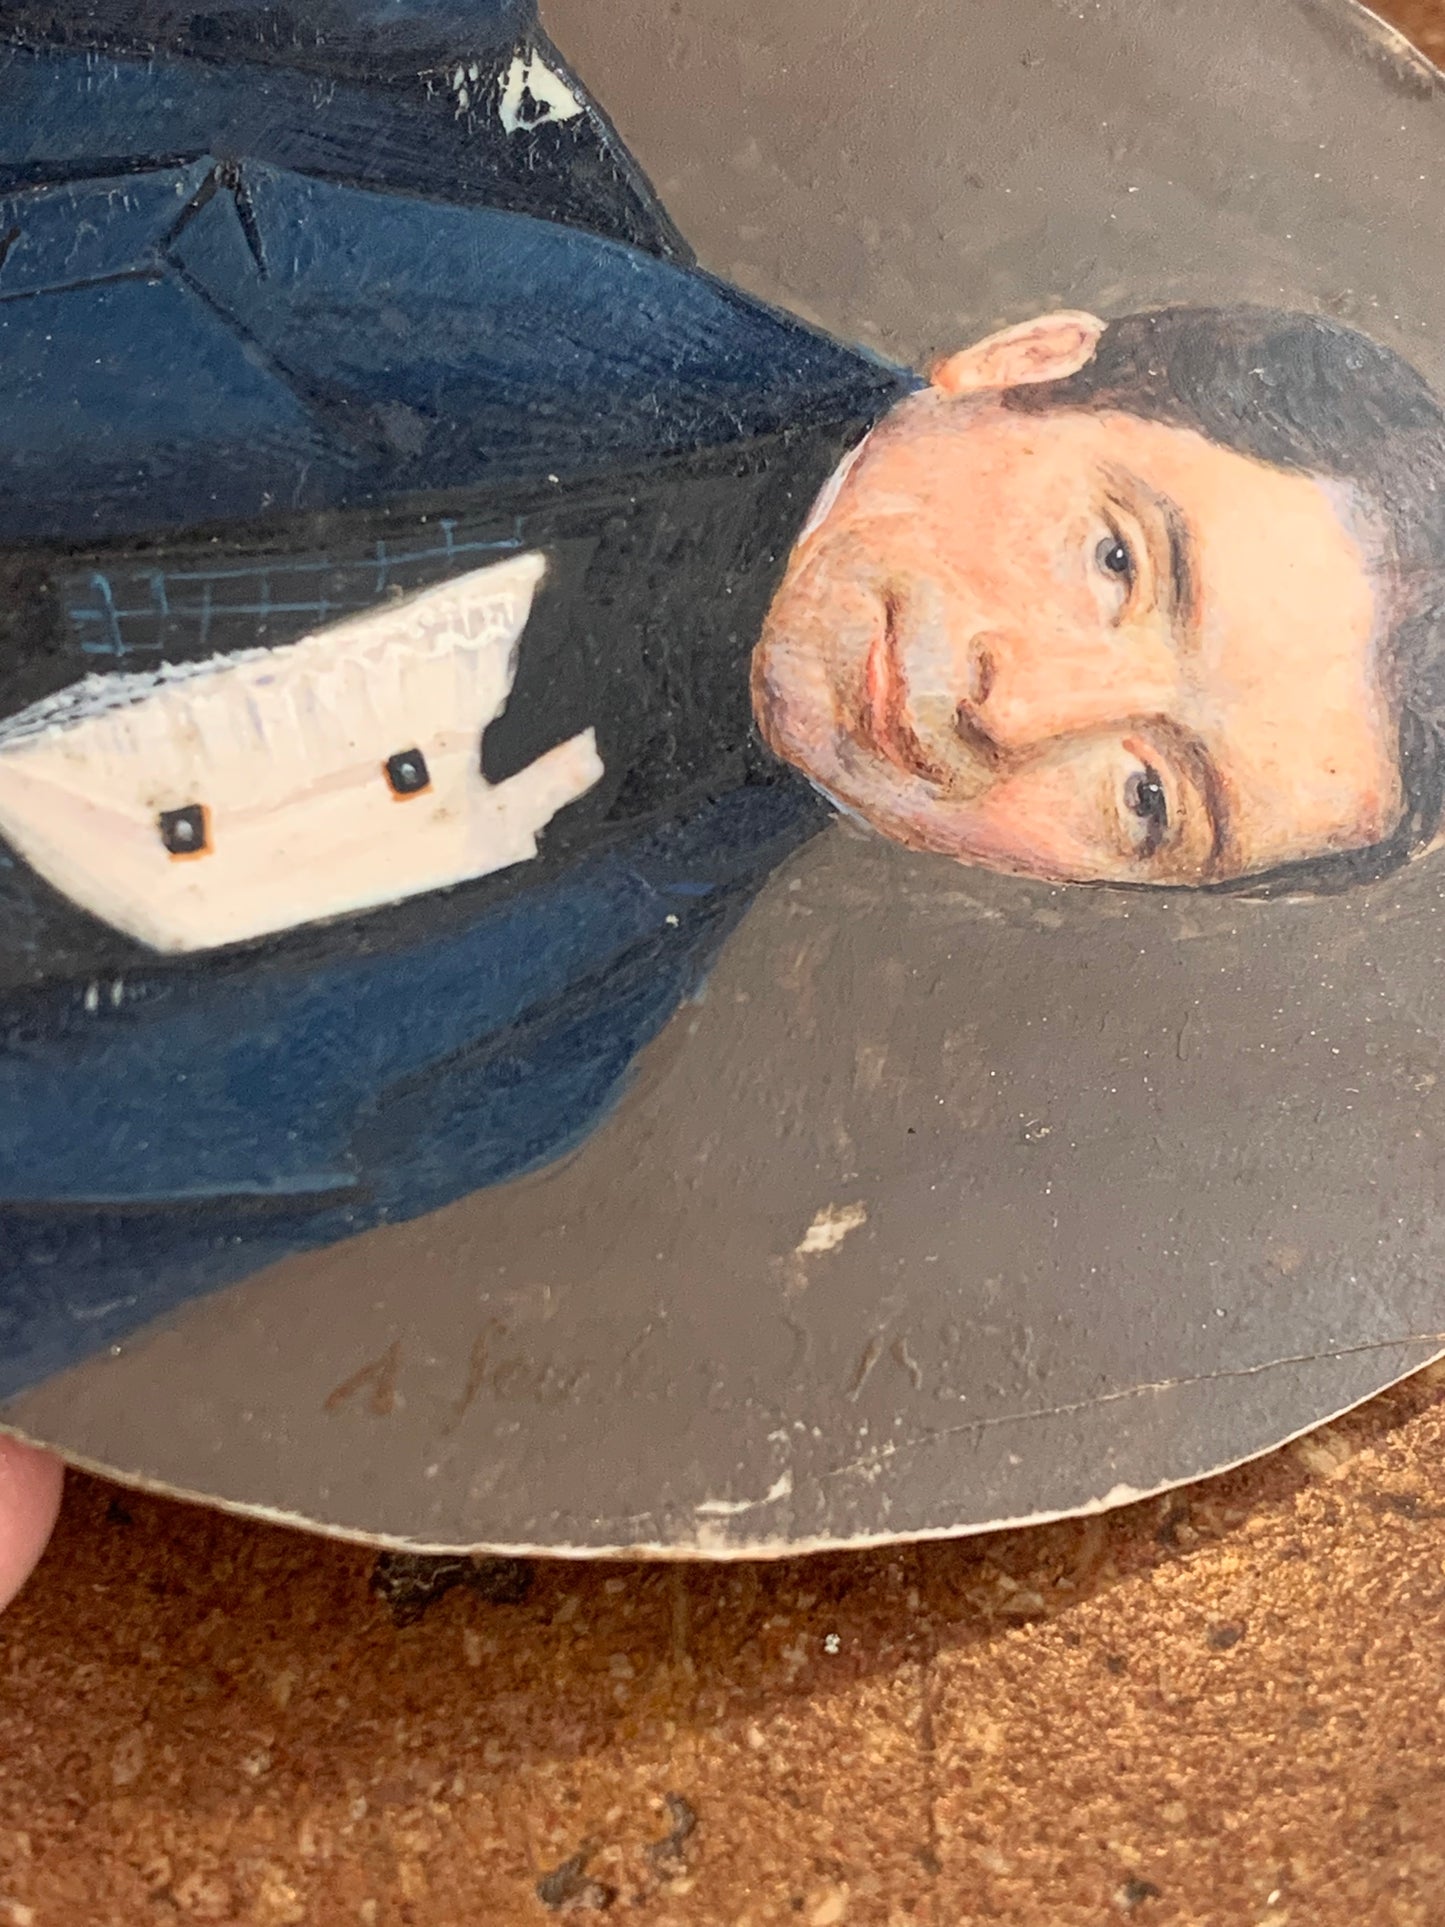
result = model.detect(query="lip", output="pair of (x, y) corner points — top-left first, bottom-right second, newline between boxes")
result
(858, 593), (941, 784)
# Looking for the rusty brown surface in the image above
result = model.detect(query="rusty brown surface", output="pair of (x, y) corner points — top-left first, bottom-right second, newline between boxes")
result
(1382, 0), (1445, 61)
(3, 1365), (1445, 1925)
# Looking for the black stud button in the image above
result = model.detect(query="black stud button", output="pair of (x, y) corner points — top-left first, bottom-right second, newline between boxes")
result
(385, 748), (431, 797)
(158, 803), (210, 857)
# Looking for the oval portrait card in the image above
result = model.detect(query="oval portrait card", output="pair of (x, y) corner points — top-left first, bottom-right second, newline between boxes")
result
(3, 0), (1445, 1553)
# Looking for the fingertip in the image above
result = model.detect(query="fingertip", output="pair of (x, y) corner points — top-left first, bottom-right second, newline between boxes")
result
(0, 1433), (65, 1611)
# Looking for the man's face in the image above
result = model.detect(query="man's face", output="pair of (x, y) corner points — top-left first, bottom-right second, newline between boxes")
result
(752, 315), (1403, 886)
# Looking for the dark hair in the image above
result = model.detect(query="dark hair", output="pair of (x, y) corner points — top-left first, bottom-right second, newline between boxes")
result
(1002, 306), (1445, 896)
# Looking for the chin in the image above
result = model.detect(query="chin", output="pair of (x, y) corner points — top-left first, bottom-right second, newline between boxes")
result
(750, 626), (838, 773)
(752, 629), (1045, 876)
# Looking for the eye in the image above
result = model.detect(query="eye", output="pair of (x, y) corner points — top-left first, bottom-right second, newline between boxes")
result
(1095, 532), (1134, 584)
(1123, 762), (1169, 857)
(1090, 524), (1137, 623)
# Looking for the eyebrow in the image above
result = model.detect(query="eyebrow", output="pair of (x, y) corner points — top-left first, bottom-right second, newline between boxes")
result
(1137, 715), (1233, 869)
(1104, 464), (1200, 652)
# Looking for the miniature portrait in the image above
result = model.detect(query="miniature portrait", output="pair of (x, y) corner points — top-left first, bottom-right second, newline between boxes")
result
(2, 0), (1444, 1465)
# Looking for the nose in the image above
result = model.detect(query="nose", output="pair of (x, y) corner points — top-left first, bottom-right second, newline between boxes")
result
(964, 639), (995, 708)
(953, 626), (1173, 754)
(951, 638), (1006, 763)
(953, 629), (1044, 756)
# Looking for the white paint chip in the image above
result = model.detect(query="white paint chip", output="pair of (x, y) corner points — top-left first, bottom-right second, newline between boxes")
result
(796, 1202), (868, 1257)
(498, 51), (584, 133)
(695, 1471), (793, 1519)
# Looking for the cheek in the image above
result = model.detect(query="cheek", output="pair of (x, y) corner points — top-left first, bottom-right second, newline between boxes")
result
(912, 446), (1080, 598)
(902, 757), (1122, 879)
(972, 771), (1109, 873)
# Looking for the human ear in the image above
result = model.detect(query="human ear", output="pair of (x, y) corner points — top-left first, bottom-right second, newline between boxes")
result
(930, 311), (1106, 397)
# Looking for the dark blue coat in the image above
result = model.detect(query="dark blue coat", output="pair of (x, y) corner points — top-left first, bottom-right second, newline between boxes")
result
(0, 1), (916, 1396)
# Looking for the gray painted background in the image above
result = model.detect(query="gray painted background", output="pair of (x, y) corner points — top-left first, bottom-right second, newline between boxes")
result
(552, 0), (1443, 381)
